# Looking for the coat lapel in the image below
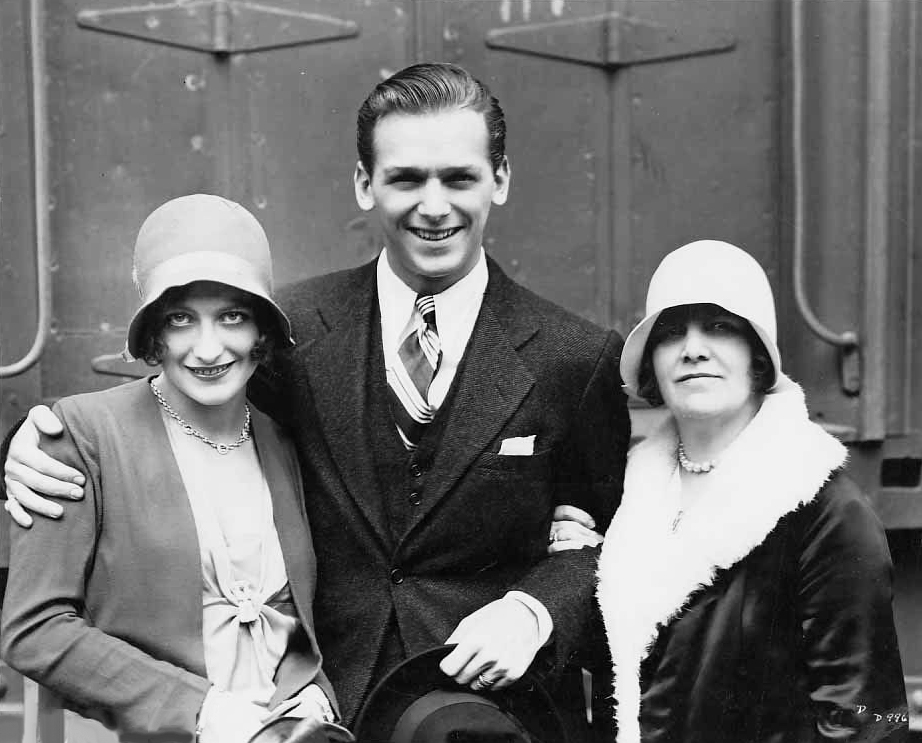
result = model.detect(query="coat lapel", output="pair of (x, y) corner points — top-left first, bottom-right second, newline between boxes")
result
(300, 263), (393, 547)
(251, 408), (316, 626)
(251, 409), (325, 705)
(135, 379), (208, 676)
(409, 263), (538, 529)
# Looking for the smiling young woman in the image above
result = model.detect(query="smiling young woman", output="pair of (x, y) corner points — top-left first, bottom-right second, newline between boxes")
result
(0, 195), (340, 742)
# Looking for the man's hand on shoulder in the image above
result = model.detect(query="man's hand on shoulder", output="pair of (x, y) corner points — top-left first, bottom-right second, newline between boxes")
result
(3, 405), (84, 527)
(439, 597), (543, 692)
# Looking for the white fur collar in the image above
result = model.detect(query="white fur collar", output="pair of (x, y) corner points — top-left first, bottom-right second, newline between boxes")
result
(596, 375), (847, 743)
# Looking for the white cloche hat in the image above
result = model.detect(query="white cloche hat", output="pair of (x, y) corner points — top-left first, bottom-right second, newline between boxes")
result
(619, 240), (781, 396)
(124, 194), (294, 360)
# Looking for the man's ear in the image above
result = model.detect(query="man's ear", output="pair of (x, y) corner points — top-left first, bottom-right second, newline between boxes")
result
(491, 156), (510, 206)
(354, 161), (375, 211)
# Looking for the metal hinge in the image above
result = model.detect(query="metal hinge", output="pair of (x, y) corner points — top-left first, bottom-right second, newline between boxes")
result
(486, 12), (734, 68)
(76, 0), (358, 55)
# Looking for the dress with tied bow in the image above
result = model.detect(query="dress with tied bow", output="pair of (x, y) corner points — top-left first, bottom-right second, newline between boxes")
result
(0, 379), (334, 740)
(167, 413), (298, 706)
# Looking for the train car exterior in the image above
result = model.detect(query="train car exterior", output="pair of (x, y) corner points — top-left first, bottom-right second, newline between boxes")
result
(1, 0), (920, 735)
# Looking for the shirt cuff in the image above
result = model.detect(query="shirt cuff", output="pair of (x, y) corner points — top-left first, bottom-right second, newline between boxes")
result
(504, 591), (553, 647)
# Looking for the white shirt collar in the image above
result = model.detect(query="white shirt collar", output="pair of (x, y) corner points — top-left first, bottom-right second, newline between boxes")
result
(376, 248), (488, 356)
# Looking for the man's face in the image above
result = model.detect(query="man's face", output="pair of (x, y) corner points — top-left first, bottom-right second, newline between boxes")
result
(354, 108), (510, 294)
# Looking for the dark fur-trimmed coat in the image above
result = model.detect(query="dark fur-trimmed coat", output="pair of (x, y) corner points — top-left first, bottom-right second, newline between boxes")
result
(597, 376), (907, 743)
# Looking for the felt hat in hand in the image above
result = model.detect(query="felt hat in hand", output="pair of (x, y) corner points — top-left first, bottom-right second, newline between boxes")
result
(352, 645), (568, 743)
(248, 715), (356, 743)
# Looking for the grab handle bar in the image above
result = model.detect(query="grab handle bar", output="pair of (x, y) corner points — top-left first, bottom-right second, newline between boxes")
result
(0, 0), (52, 378)
(790, 0), (859, 351)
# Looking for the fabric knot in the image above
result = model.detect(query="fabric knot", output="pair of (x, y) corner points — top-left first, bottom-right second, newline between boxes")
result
(230, 579), (262, 624)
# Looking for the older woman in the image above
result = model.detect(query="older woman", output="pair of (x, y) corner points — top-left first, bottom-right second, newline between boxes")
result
(594, 241), (907, 742)
(1, 195), (338, 742)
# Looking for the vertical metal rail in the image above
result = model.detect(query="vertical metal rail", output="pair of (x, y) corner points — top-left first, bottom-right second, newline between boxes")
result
(860, 0), (893, 441)
(0, 0), (51, 378)
(609, 0), (634, 334)
(903, 0), (918, 429)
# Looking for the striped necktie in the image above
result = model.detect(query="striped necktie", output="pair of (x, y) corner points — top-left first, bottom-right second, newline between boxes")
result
(387, 295), (442, 450)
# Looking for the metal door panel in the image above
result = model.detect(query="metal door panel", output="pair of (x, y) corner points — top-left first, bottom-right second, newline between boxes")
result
(433, 0), (613, 326)
(36, 0), (409, 399)
(234, 0), (411, 283)
(424, 0), (780, 339)
(620, 0), (781, 331)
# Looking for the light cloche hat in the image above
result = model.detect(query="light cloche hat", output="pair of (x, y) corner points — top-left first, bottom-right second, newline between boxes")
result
(125, 194), (295, 360)
(619, 240), (781, 396)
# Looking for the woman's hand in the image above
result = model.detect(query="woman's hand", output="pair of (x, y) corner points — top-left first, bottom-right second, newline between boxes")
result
(548, 505), (604, 554)
(284, 683), (335, 723)
(198, 689), (266, 743)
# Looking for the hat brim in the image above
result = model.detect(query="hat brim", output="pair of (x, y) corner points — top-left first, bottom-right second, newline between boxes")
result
(619, 304), (781, 397)
(248, 716), (355, 743)
(124, 251), (294, 360)
(352, 645), (568, 743)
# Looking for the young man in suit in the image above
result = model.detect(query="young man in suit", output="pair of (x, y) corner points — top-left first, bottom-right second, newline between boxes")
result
(4, 63), (630, 733)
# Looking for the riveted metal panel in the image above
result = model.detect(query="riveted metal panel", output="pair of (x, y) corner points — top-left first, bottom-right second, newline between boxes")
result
(415, 0), (778, 351)
(32, 0), (411, 400)
(427, 0), (612, 327)
(613, 0), (780, 332)
(1, 0), (920, 723)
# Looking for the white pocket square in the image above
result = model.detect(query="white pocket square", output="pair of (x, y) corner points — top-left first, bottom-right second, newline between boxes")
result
(498, 435), (535, 456)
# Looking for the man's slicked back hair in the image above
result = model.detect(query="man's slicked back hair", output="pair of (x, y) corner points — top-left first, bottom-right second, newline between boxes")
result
(356, 62), (506, 175)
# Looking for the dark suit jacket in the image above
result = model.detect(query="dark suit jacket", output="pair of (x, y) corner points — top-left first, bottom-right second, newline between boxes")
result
(251, 257), (630, 723)
(0, 379), (333, 741)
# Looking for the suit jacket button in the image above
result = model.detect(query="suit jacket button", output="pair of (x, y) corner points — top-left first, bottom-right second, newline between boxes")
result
(390, 568), (405, 585)
(409, 463), (423, 477)
(408, 491), (422, 506)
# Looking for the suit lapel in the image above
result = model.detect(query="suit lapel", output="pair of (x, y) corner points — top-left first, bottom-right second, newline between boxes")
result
(301, 262), (393, 547)
(409, 263), (538, 528)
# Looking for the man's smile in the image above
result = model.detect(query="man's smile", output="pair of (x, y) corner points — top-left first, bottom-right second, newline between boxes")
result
(407, 226), (463, 241)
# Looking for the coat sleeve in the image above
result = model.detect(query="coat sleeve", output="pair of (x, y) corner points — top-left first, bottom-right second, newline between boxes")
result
(0, 402), (211, 740)
(509, 329), (631, 670)
(798, 477), (908, 742)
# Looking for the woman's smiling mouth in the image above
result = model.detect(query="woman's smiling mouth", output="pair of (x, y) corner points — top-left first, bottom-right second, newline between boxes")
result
(187, 362), (234, 379)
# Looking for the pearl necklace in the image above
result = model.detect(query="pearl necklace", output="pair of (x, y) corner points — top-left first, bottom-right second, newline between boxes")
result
(149, 379), (251, 455)
(677, 442), (717, 474)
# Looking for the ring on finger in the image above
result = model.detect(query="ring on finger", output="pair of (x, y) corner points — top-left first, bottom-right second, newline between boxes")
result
(476, 672), (497, 688)
(548, 532), (559, 544)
